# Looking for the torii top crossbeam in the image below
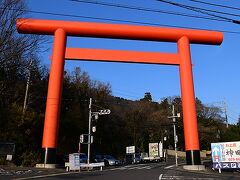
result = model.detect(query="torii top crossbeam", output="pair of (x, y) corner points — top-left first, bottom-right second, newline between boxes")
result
(17, 18), (222, 44)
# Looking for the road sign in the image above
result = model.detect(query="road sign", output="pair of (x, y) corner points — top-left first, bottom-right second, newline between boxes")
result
(99, 109), (111, 115)
(79, 134), (93, 144)
(126, 146), (135, 154)
(211, 141), (240, 169)
(213, 162), (240, 169)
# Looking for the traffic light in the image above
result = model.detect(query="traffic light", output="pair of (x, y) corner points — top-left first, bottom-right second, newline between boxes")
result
(80, 134), (84, 143)
(92, 126), (96, 133)
(91, 118), (97, 133)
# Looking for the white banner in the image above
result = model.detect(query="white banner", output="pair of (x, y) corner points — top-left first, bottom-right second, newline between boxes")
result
(159, 141), (163, 158)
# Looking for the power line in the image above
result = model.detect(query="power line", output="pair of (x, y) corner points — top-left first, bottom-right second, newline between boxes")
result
(3, 7), (240, 34)
(186, 1), (240, 17)
(157, 0), (240, 24)
(112, 89), (143, 99)
(112, 91), (142, 100)
(91, 103), (109, 110)
(69, 0), (228, 22)
(159, 0), (228, 21)
(188, 0), (240, 11)
(228, 115), (238, 121)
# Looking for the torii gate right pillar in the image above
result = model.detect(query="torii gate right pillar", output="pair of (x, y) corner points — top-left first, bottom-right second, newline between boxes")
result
(178, 36), (200, 165)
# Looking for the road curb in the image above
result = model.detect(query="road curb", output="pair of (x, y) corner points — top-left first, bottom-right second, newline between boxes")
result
(172, 164), (240, 178)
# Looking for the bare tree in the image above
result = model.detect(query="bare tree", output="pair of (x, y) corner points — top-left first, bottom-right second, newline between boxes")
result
(0, 0), (46, 99)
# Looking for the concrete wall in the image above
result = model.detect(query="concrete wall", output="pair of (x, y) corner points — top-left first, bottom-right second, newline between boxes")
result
(167, 149), (206, 158)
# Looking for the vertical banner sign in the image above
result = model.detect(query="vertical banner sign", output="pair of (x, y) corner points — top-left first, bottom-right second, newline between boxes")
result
(211, 141), (240, 169)
(149, 143), (159, 157)
(159, 141), (163, 158)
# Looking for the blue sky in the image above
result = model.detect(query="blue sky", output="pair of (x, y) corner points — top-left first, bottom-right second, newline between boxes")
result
(25, 0), (240, 124)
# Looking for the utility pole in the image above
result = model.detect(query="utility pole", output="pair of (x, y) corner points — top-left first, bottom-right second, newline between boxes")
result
(87, 98), (92, 164)
(238, 115), (240, 125)
(172, 105), (178, 167)
(168, 105), (180, 166)
(22, 59), (33, 122)
(85, 98), (110, 165)
(224, 100), (228, 128)
(212, 100), (228, 128)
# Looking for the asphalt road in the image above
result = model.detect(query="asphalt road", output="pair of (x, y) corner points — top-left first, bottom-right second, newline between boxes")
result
(1, 162), (240, 180)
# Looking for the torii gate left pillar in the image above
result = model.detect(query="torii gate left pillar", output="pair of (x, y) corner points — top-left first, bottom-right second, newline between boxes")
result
(42, 28), (67, 164)
(17, 18), (223, 167)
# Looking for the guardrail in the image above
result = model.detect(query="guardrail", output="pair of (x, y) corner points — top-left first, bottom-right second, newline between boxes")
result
(65, 162), (105, 171)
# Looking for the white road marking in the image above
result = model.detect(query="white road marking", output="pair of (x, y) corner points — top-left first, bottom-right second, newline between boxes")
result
(108, 167), (126, 171)
(124, 164), (148, 168)
(127, 166), (151, 170)
(159, 173), (163, 180)
(164, 164), (175, 169)
(164, 163), (185, 169)
(161, 176), (214, 180)
(108, 164), (153, 171)
(13, 171), (79, 180)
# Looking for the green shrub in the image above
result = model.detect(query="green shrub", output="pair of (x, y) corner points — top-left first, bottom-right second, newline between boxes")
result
(20, 151), (41, 167)
(0, 155), (7, 165)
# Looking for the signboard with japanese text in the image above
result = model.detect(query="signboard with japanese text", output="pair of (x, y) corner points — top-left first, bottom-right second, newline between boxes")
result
(211, 141), (240, 169)
(149, 143), (159, 157)
(69, 153), (80, 171)
(126, 146), (135, 154)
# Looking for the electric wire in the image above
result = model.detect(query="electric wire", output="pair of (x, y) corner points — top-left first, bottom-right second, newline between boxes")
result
(184, 1), (240, 17)
(74, 0), (240, 18)
(113, 94), (141, 100)
(188, 0), (240, 11)
(228, 115), (238, 121)
(206, 102), (239, 122)
(69, 0), (227, 22)
(227, 109), (239, 116)
(3, 7), (240, 34)
(157, 0), (240, 24)
(112, 90), (143, 100)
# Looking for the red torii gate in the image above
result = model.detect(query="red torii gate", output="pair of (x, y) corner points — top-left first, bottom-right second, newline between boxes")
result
(17, 18), (223, 166)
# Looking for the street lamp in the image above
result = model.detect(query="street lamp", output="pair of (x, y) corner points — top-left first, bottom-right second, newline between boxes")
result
(168, 105), (180, 166)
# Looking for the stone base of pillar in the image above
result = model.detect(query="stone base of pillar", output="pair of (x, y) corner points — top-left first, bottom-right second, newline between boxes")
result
(36, 163), (58, 169)
(44, 148), (56, 164)
(183, 165), (206, 171)
(186, 150), (201, 165)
